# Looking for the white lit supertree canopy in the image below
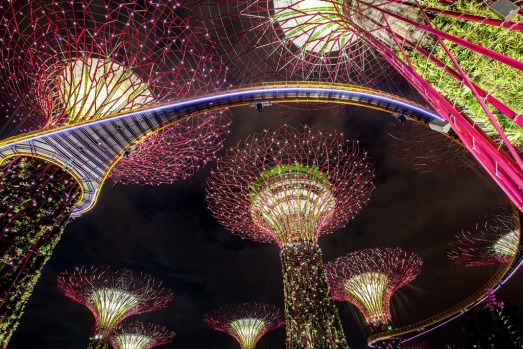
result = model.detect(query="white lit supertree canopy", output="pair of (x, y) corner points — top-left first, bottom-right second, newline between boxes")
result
(110, 321), (175, 349)
(326, 248), (423, 332)
(57, 266), (173, 349)
(204, 303), (284, 349)
(197, 0), (399, 88)
(449, 210), (521, 267)
(0, 0), (233, 186)
(207, 124), (375, 349)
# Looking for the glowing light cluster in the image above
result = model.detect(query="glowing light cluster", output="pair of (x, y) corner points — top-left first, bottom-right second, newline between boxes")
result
(57, 266), (173, 344)
(207, 125), (374, 348)
(110, 321), (175, 349)
(198, 0), (394, 85)
(207, 124), (375, 246)
(0, 0), (228, 131)
(204, 303), (284, 349)
(109, 110), (232, 185)
(448, 211), (520, 267)
(326, 247), (423, 329)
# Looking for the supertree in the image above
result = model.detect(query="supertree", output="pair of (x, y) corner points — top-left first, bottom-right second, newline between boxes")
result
(57, 266), (173, 349)
(109, 321), (175, 349)
(198, 0), (403, 90)
(0, 1), (228, 344)
(207, 124), (375, 349)
(448, 210), (520, 267)
(203, 303), (285, 349)
(326, 248), (423, 348)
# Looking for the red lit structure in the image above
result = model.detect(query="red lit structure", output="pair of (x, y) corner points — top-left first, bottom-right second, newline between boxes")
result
(110, 321), (175, 349)
(207, 124), (375, 348)
(326, 248), (422, 348)
(204, 303), (284, 349)
(57, 266), (173, 349)
(449, 211), (520, 267)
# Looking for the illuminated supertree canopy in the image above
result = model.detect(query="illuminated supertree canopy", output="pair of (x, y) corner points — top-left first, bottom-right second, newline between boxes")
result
(0, 0), (233, 186)
(0, 0), (228, 131)
(207, 124), (375, 348)
(57, 266), (173, 349)
(326, 248), (423, 331)
(449, 210), (520, 267)
(108, 110), (232, 185)
(198, 0), (398, 87)
(110, 321), (175, 349)
(203, 303), (284, 349)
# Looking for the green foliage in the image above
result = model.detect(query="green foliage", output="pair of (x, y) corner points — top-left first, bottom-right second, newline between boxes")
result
(281, 241), (349, 349)
(407, 0), (523, 144)
(0, 157), (80, 348)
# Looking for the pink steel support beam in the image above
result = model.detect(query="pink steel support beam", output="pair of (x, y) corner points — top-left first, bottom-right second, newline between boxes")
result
(352, 29), (523, 207)
(361, 2), (523, 71)
(416, 6), (523, 31)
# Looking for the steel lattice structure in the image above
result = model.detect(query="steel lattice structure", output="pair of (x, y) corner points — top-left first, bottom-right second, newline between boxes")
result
(207, 124), (375, 348)
(449, 210), (521, 267)
(198, 0), (401, 89)
(57, 266), (173, 349)
(0, 0), (227, 131)
(204, 303), (284, 349)
(108, 110), (232, 185)
(326, 248), (422, 335)
(110, 321), (175, 349)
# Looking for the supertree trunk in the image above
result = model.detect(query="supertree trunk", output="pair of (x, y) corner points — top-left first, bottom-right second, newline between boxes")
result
(281, 241), (349, 349)
(0, 157), (80, 347)
(87, 339), (109, 349)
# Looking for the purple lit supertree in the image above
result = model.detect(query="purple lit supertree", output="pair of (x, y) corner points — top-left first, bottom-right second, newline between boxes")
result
(207, 124), (375, 348)
(57, 266), (173, 349)
(204, 303), (285, 349)
(0, 1), (228, 343)
(108, 110), (232, 185)
(109, 321), (175, 349)
(198, 0), (399, 89)
(326, 248), (423, 348)
(389, 122), (479, 175)
(448, 211), (520, 267)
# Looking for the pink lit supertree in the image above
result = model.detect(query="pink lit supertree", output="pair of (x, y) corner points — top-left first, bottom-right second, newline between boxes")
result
(326, 248), (422, 348)
(57, 266), (173, 349)
(448, 210), (520, 267)
(207, 125), (375, 349)
(108, 110), (232, 185)
(0, 0), (233, 185)
(198, 0), (400, 89)
(204, 303), (285, 349)
(0, 1), (229, 343)
(110, 321), (175, 349)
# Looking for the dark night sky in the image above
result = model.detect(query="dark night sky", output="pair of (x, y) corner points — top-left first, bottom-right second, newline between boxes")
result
(8, 105), (523, 349)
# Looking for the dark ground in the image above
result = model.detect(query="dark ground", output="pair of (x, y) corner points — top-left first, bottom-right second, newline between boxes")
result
(8, 105), (523, 349)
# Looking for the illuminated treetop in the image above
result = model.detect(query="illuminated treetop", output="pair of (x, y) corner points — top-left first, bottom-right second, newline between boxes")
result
(57, 266), (173, 336)
(206, 124), (375, 246)
(198, 0), (396, 86)
(0, 0), (227, 131)
(108, 110), (232, 185)
(204, 303), (284, 349)
(326, 248), (423, 328)
(449, 211), (520, 267)
(110, 321), (175, 349)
